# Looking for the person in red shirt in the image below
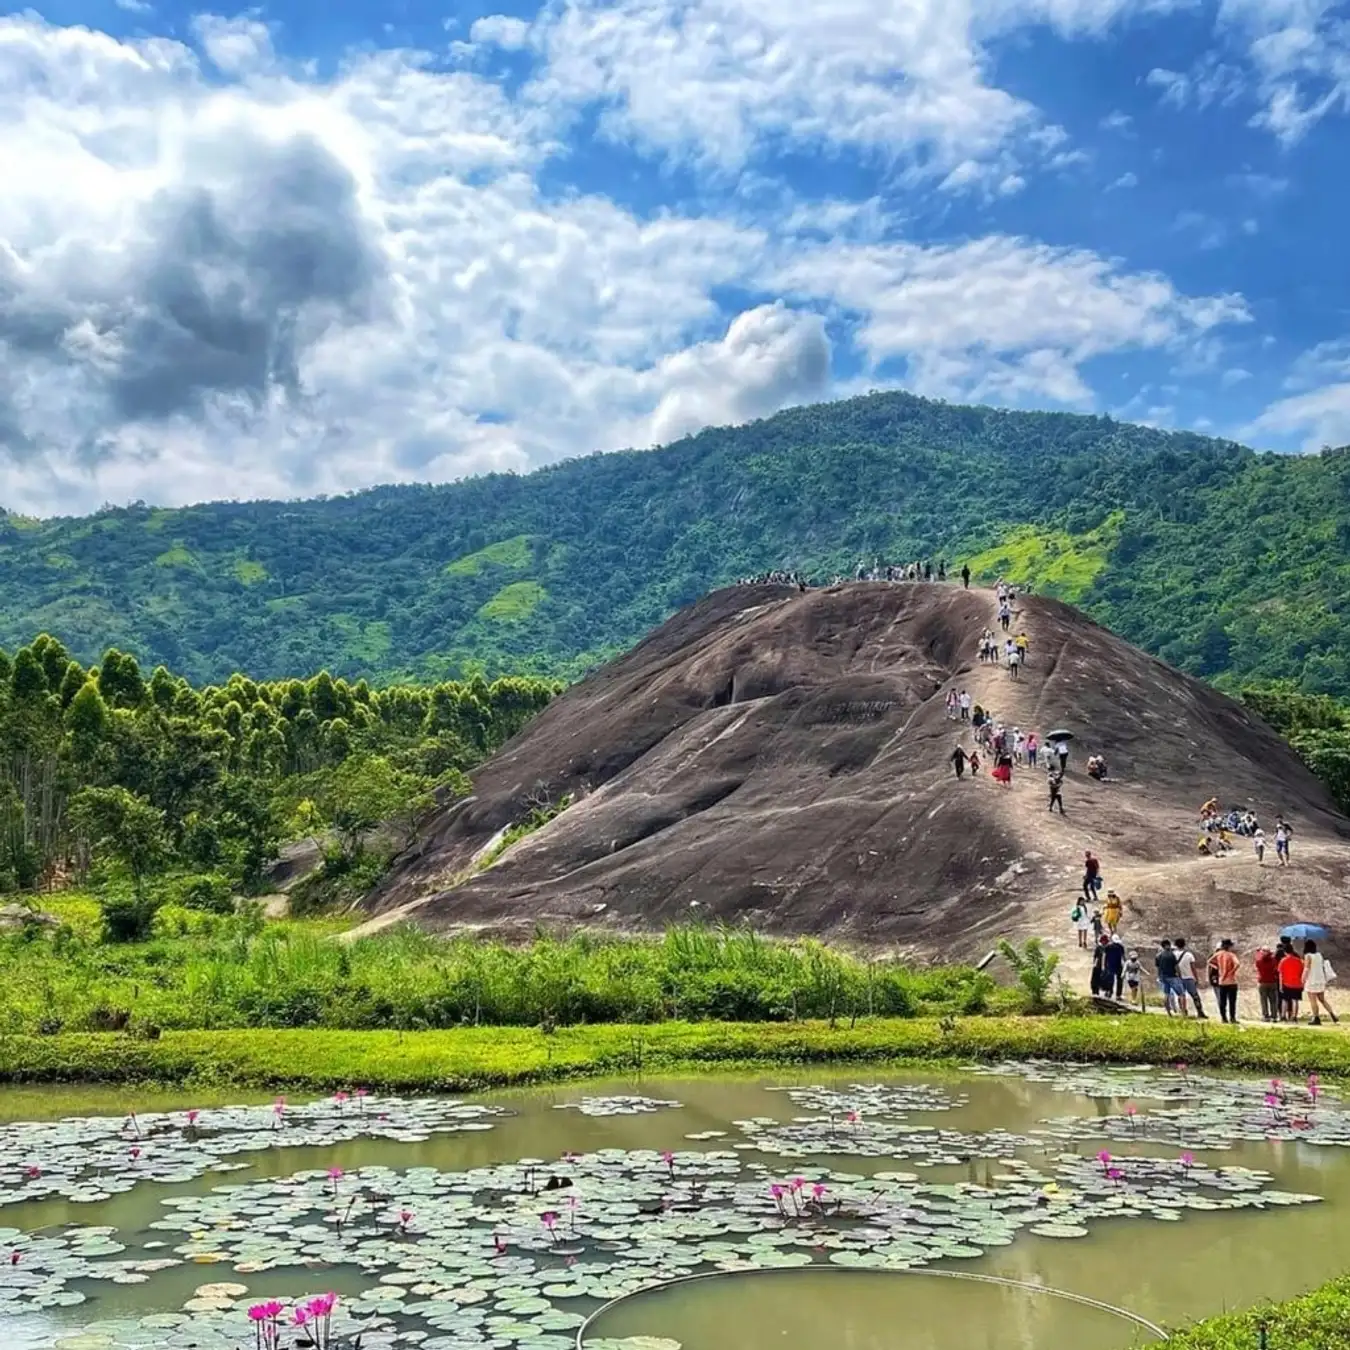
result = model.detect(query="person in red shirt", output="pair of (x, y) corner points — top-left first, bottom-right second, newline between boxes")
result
(1254, 947), (1280, 1022)
(1278, 945), (1306, 1022)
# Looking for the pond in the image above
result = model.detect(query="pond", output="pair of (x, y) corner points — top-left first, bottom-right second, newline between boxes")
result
(0, 1062), (1344, 1349)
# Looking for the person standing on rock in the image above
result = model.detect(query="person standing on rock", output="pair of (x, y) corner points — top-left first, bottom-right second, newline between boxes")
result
(950, 744), (969, 780)
(1047, 766), (1066, 814)
(1208, 939), (1240, 1024)
(1053, 737), (1070, 774)
(959, 690), (971, 721)
(1026, 732), (1039, 768)
(1175, 938), (1208, 1018)
(1275, 817), (1293, 866)
(1253, 827), (1266, 864)
(961, 564), (971, 588)
(999, 601), (1012, 632)
(1008, 643), (1022, 680)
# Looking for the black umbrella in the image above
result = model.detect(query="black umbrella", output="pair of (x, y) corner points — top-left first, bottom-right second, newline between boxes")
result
(1047, 729), (1075, 742)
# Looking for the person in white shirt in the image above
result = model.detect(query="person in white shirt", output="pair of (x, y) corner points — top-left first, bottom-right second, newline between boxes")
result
(1303, 940), (1339, 1025)
(1174, 938), (1208, 1018)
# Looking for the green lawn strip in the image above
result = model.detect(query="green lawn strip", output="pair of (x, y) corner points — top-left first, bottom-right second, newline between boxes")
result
(1169, 1275), (1350, 1348)
(6, 1016), (1350, 1091)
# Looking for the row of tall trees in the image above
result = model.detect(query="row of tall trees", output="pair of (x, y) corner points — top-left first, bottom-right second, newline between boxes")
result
(0, 634), (559, 895)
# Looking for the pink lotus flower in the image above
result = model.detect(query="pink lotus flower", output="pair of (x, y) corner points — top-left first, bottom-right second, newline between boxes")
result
(844, 1111), (860, 1124)
(1308, 1074), (1321, 1103)
(1175, 1061), (1188, 1077)
(293, 1308), (308, 1326)
(1096, 1150), (1112, 1170)
(327, 1166), (343, 1194)
(400, 1209), (412, 1225)
(812, 1183), (827, 1200)
(660, 1150), (675, 1174)
(24, 1165), (40, 1179)
(770, 1183), (784, 1198)
(492, 1233), (506, 1254)
(1124, 1104), (1137, 1118)
(186, 1109), (200, 1126)
(1180, 1152), (1194, 1170)
(9, 1251), (18, 1266)
(130, 1147), (141, 1161)
(1106, 1167), (1124, 1183)
(791, 1176), (805, 1191)
(306, 1292), (337, 1316)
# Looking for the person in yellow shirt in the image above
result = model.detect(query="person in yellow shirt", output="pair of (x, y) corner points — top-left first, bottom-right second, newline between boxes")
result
(1103, 890), (1123, 934)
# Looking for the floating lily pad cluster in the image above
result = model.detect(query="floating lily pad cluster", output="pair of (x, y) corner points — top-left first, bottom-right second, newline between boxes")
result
(731, 1114), (1030, 1164)
(0, 1066), (1340, 1350)
(765, 1084), (965, 1116)
(0, 1096), (505, 1208)
(552, 1098), (681, 1118)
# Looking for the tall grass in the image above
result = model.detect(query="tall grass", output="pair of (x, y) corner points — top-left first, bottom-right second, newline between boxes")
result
(0, 917), (1005, 1033)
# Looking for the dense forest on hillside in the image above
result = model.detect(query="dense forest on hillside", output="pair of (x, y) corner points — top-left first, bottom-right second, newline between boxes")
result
(0, 632), (558, 921)
(4, 390), (1350, 692)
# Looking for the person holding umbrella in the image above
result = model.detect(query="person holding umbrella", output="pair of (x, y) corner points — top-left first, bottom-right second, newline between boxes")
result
(1048, 730), (1073, 774)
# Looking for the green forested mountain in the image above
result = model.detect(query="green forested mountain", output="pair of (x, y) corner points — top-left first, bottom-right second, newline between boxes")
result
(4, 390), (1350, 692)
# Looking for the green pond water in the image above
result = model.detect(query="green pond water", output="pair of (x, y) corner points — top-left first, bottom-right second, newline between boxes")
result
(0, 1064), (1345, 1349)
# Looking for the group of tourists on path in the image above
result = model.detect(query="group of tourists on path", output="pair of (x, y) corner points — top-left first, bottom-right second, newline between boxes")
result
(1151, 934), (1336, 1025)
(1196, 797), (1293, 865)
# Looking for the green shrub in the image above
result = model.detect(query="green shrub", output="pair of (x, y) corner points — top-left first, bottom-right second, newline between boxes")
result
(97, 887), (161, 943)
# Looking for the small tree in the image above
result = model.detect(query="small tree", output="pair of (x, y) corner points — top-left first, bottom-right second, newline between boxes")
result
(68, 786), (166, 895)
(998, 937), (1061, 1012)
(315, 753), (432, 864)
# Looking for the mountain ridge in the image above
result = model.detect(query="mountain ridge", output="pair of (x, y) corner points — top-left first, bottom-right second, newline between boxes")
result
(4, 389), (1349, 693)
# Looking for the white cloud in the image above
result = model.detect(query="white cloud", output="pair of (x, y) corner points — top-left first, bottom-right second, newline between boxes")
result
(1247, 339), (1350, 449)
(191, 13), (274, 76)
(640, 304), (831, 446)
(468, 15), (532, 50)
(1147, 54), (1246, 109)
(770, 236), (1249, 407)
(0, 9), (1259, 514)
(1108, 171), (1139, 189)
(1248, 384), (1350, 448)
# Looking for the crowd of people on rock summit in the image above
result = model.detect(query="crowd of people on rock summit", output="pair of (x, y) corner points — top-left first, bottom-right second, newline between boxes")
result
(1074, 808), (1337, 1026)
(738, 558), (988, 589)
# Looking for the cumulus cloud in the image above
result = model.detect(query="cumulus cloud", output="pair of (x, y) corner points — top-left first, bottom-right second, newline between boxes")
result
(770, 236), (1250, 406)
(0, 9), (1257, 513)
(469, 15), (532, 50)
(642, 304), (831, 446)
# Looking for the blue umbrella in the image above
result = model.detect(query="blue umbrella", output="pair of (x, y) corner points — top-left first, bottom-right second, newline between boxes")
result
(1280, 923), (1331, 941)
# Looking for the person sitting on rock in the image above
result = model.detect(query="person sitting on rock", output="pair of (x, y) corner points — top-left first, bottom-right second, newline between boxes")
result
(1086, 754), (1107, 781)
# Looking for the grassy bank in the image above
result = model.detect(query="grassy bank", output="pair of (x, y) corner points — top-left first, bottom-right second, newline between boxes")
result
(1171, 1274), (1350, 1348)
(1, 913), (1008, 1032)
(6, 1015), (1350, 1091)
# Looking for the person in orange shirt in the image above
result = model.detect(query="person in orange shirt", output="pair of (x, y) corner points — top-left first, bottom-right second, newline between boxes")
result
(1207, 939), (1241, 1024)
(1278, 944), (1306, 1022)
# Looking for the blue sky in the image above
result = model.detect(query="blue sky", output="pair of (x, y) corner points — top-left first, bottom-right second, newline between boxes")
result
(2, 0), (1349, 513)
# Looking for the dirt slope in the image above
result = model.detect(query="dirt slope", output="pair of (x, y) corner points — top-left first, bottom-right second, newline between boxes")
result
(360, 583), (1350, 958)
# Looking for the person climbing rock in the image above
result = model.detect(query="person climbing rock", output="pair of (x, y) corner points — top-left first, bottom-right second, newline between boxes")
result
(1275, 817), (1293, 866)
(950, 745), (968, 780)
(961, 564), (971, 589)
(1082, 850), (1101, 902)
(1047, 766), (1065, 814)
(1015, 631), (1029, 663)
(1103, 890), (1123, 934)
(1072, 900), (1090, 948)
